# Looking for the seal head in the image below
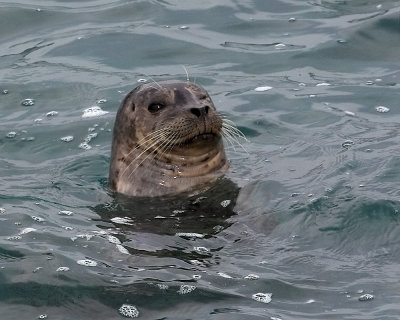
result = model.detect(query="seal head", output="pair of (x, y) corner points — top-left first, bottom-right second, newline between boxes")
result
(109, 80), (228, 197)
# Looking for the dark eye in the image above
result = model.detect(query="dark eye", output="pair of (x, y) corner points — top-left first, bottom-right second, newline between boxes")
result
(199, 94), (208, 100)
(148, 103), (165, 113)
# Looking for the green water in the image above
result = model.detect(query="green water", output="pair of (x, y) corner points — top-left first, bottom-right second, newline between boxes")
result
(1, 0), (400, 319)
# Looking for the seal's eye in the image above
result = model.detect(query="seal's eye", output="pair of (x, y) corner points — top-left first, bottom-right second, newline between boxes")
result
(148, 103), (165, 113)
(199, 94), (208, 100)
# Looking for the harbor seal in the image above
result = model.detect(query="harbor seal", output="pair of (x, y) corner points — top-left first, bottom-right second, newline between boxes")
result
(109, 80), (229, 197)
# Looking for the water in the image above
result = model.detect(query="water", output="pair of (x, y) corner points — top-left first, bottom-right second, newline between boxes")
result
(1, 0), (400, 319)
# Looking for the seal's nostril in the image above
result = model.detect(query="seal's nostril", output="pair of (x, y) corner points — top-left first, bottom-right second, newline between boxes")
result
(191, 106), (209, 117)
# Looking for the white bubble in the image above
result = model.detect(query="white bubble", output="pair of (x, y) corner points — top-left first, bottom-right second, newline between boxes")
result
(21, 98), (35, 106)
(110, 217), (134, 225)
(0, 208), (5, 214)
(38, 314), (48, 319)
(116, 244), (130, 255)
(7, 235), (22, 241)
(193, 246), (210, 254)
(79, 142), (92, 150)
(178, 285), (196, 294)
(137, 78), (147, 83)
(344, 111), (355, 116)
(46, 111), (58, 117)
(274, 43), (286, 49)
(288, 17), (296, 22)
(375, 106), (390, 113)
(179, 25), (189, 30)
(58, 210), (73, 216)
(192, 274), (202, 280)
(34, 118), (43, 123)
(97, 99), (107, 104)
(359, 293), (374, 301)
(20, 227), (36, 235)
(217, 272), (232, 279)
(32, 216), (45, 222)
(6, 131), (17, 138)
(82, 106), (109, 118)
(77, 259), (97, 267)
(220, 200), (231, 207)
(119, 304), (139, 318)
(254, 86), (273, 92)
(316, 82), (330, 86)
(56, 267), (70, 272)
(252, 292), (272, 303)
(157, 283), (169, 290)
(244, 274), (259, 280)
(107, 235), (121, 244)
(176, 232), (204, 238)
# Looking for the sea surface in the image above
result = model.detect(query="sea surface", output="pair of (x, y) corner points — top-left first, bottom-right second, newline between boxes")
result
(1, 0), (400, 319)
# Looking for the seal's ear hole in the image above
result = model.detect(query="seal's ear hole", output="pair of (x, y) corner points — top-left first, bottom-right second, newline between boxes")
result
(148, 103), (165, 113)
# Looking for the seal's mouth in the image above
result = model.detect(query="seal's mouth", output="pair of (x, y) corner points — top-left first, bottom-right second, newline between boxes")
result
(181, 133), (218, 145)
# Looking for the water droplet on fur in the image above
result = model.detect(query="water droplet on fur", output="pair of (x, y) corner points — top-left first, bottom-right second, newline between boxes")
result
(56, 267), (70, 272)
(82, 106), (109, 118)
(119, 304), (139, 318)
(252, 292), (272, 303)
(21, 98), (35, 106)
(46, 111), (58, 117)
(375, 105), (390, 113)
(6, 131), (17, 138)
(178, 285), (196, 294)
(77, 259), (97, 267)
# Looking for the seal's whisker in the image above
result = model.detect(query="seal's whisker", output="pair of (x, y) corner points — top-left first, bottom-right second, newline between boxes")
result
(140, 72), (162, 89)
(133, 130), (179, 174)
(221, 131), (237, 152)
(120, 129), (169, 166)
(122, 137), (165, 179)
(222, 122), (248, 141)
(182, 65), (190, 82)
(222, 128), (249, 154)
